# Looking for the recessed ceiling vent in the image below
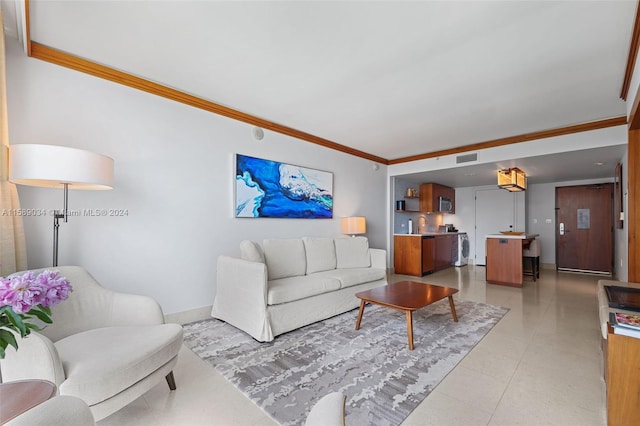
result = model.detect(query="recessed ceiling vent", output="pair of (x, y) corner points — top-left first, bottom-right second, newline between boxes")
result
(456, 153), (478, 164)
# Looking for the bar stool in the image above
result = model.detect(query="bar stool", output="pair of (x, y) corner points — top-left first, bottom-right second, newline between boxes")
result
(523, 239), (540, 281)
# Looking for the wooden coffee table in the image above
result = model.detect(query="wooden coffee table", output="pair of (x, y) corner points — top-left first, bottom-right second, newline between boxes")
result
(355, 281), (459, 350)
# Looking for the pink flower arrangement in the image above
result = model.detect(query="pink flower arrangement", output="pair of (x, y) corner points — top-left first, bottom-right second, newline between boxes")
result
(0, 269), (72, 359)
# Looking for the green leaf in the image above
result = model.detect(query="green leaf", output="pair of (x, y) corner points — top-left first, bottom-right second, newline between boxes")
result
(26, 308), (53, 324)
(0, 329), (18, 351)
(4, 308), (28, 337)
(22, 322), (41, 332)
(39, 305), (52, 316)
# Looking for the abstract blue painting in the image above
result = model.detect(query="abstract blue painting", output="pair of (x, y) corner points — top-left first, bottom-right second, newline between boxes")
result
(235, 154), (333, 218)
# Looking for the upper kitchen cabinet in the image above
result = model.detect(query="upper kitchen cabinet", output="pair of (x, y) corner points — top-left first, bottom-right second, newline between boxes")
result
(420, 183), (455, 214)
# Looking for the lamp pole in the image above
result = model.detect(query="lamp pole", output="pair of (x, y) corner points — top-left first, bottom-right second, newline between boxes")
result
(52, 183), (69, 267)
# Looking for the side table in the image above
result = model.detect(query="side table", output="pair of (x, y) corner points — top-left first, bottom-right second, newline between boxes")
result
(0, 379), (57, 424)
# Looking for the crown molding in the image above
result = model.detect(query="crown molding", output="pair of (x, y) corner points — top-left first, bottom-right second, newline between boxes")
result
(621, 0), (640, 101)
(388, 116), (628, 165)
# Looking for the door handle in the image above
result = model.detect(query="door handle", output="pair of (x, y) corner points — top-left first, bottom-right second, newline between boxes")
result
(559, 223), (565, 236)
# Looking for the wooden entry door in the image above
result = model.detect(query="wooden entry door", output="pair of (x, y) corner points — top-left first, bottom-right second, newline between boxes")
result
(556, 184), (613, 273)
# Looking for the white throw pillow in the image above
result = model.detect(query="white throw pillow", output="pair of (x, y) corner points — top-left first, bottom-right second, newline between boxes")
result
(303, 237), (337, 274)
(239, 240), (265, 263)
(263, 238), (307, 280)
(334, 236), (370, 269)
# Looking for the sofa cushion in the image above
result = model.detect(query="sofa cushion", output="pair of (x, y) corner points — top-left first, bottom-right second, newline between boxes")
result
(334, 237), (370, 268)
(303, 237), (337, 274)
(268, 275), (341, 305)
(240, 240), (265, 263)
(263, 238), (307, 280)
(328, 268), (386, 288)
(55, 324), (183, 406)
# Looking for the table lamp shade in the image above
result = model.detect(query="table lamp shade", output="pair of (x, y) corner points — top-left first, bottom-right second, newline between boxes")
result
(342, 216), (366, 235)
(9, 144), (114, 190)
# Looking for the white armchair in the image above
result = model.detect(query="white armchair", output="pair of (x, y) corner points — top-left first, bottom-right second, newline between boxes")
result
(0, 266), (184, 421)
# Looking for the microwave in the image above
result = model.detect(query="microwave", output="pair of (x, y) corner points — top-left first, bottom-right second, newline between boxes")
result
(438, 196), (453, 213)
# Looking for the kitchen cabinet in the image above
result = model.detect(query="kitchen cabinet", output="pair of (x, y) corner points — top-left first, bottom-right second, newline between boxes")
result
(422, 237), (435, 274)
(434, 234), (457, 270)
(606, 324), (640, 425)
(394, 234), (455, 276)
(485, 234), (538, 287)
(394, 236), (434, 276)
(419, 183), (455, 213)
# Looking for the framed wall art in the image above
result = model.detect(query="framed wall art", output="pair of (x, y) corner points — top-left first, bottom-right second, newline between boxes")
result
(235, 154), (333, 218)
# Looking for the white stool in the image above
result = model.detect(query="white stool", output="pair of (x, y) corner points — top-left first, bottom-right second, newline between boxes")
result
(523, 239), (540, 281)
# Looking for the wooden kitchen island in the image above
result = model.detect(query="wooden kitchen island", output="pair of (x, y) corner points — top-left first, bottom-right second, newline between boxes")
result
(485, 233), (538, 287)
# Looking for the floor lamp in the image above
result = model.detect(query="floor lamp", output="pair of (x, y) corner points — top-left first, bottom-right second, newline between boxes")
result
(9, 144), (114, 266)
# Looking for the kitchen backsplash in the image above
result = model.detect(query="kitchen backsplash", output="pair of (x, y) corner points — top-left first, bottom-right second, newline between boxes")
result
(395, 213), (445, 234)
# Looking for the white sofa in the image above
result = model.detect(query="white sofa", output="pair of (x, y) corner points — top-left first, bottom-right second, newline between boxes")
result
(212, 236), (387, 342)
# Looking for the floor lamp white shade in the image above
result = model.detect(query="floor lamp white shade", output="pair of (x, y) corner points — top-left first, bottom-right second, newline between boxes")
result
(8, 144), (115, 266)
(9, 144), (114, 189)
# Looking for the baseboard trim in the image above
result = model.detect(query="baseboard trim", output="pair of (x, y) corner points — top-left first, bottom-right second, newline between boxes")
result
(557, 267), (613, 276)
(165, 305), (212, 325)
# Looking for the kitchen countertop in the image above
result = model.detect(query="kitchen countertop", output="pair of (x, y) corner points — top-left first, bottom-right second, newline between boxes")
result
(486, 233), (538, 239)
(394, 232), (465, 236)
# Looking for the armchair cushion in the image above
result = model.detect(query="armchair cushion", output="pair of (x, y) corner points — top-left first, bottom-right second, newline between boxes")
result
(55, 324), (183, 405)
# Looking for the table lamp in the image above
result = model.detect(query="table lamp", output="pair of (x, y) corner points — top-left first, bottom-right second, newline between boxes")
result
(341, 216), (366, 237)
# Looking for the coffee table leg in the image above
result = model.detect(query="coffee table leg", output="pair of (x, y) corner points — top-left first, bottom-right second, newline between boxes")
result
(448, 295), (458, 322)
(355, 299), (366, 330)
(405, 310), (414, 350)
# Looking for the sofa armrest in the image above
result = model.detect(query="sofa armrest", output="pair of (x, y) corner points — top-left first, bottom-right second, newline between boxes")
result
(212, 256), (274, 342)
(370, 248), (387, 270)
(0, 331), (66, 386)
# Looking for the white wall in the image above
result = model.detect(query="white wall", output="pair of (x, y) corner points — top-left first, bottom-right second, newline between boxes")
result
(5, 40), (387, 315)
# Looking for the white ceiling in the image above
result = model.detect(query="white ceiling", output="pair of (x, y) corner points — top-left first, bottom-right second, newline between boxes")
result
(1, 1), (636, 185)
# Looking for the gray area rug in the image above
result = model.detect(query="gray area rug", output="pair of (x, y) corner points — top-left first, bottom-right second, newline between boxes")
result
(183, 299), (508, 426)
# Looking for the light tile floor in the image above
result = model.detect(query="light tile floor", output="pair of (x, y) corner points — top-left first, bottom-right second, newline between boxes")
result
(98, 265), (607, 425)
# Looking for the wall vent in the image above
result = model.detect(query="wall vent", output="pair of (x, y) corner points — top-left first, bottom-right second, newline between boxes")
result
(456, 153), (478, 164)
